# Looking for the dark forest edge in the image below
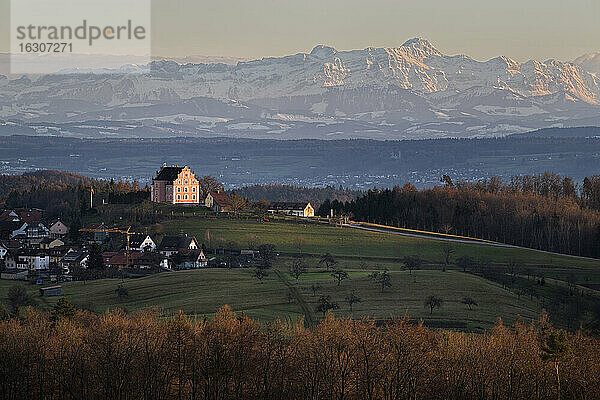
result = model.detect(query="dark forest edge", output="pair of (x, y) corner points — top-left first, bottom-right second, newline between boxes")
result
(318, 173), (600, 259)
(0, 302), (595, 400)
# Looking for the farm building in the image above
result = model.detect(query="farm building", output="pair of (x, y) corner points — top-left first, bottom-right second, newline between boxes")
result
(172, 249), (208, 269)
(129, 234), (157, 252)
(268, 202), (315, 217)
(133, 252), (169, 270)
(40, 285), (62, 297)
(157, 235), (200, 256)
(205, 190), (231, 212)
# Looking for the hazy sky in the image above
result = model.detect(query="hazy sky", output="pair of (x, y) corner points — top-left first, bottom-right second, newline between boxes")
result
(1, 0), (599, 62)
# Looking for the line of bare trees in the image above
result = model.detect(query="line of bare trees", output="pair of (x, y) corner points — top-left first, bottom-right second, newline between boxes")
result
(0, 305), (599, 400)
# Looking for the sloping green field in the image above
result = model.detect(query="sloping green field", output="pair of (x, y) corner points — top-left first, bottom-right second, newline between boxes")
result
(160, 216), (599, 269)
(1, 216), (598, 331)
(0, 268), (540, 331)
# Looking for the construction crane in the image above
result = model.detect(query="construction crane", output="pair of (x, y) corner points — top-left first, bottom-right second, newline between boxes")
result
(79, 226), (139, 267)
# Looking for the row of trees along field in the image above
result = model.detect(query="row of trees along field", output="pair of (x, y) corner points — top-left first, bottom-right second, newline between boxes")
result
(0, 304), (597, 400)
(319, 173), (600, 258)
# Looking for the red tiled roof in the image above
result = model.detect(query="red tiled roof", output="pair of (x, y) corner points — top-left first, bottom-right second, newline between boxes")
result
(210, 191), (231, 207)
(107, 251), (141, 266)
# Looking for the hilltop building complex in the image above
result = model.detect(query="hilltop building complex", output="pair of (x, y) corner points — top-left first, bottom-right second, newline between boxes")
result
(151, 164), (200, 205)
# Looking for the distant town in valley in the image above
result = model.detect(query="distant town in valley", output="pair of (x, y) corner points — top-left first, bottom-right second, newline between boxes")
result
(0, 127), (597, 190)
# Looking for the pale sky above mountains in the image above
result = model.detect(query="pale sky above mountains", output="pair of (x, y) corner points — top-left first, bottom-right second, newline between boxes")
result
(0, 0), (598, 62)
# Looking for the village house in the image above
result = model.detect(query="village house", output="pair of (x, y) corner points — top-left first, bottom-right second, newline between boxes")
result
(23, 222), (50, 245)
(268, 202), (315, 217)
(0, 208), (42, 225)
(0, 208), (45, 241)
(60, 250), (89, 274)
(102, 251), (118, 266)
(129, 234), (157, 252)
(0, 210), (21, 223)
(157, 235), (200, 257)
(133, 252), (169, 270)
(152, 164), (200, 205)
(39, 238), (65, 250)
(205, 190), (232, 212)
(48, 219), (69, 239)
(11, 248), (50, 271)
(172, 249), (208, 270)
(46, 245), (74, 266)
(103, 251), (142, 269)
(84, 223), (110, 243)
(0, 220), (28, 240)
(4, 249), (27, 270)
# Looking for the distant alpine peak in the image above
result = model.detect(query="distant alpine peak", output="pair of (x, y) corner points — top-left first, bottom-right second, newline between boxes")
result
(310, 45), (338, 59)
(574, 51), (600, 76)
(400, 37), (442, 57)
(309, 38), (442, 60)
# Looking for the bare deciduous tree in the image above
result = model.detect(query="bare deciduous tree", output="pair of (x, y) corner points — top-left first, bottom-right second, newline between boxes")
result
(319, 253), (337, 271)
(369, 268), (392, 293)
(345, 291), (361, 312)
(424, 295), (443, 315)
(403, 256), (422, 276)
(461, 297), (478, 310)
(289, 259), (307, 283)
(331, 269), (349, 286)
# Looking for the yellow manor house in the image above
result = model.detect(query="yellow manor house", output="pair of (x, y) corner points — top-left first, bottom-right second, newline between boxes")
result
(151, 164), (200, 205)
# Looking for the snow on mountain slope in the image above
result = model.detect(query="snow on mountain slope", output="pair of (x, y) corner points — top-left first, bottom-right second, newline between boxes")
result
(575, 52), (600, 76)
(2, 38), (600, 139)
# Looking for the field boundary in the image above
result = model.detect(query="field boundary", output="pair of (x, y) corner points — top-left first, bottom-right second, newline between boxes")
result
(349, 222), (502, 244)
(346, 221), (600, 262)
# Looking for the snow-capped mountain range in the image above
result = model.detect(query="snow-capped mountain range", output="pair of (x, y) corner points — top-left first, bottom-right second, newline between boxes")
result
(1, 38), (600, 140)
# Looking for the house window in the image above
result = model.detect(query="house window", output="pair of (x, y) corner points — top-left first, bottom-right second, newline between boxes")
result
(177, 195), (181, 200)
(192, 195), (196, 200)
(177, 187), (181, 192)
(192, 187), (196, 192)
(184, 195), (188, 200)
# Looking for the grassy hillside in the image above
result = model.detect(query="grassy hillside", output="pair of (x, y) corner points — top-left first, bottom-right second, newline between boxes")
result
(0, 268), (541, 331)
(158, 216), (599, 269)
(0, 269), (298, 321)
(1, 214), (598, 331)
